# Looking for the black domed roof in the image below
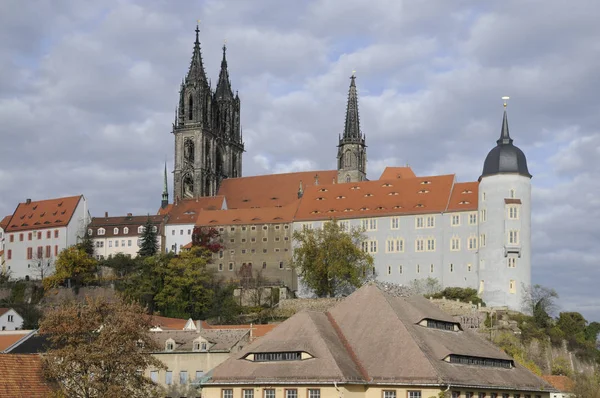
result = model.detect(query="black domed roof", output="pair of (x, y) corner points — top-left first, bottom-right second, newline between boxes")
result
(480, 110), (531, 180)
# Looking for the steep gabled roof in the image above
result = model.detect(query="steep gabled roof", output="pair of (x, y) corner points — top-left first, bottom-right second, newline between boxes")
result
(379, 166), (416, 180)
(446, 181), (479, 212)
(196, 203), (298, 226)
(217, 170), (337, 209)
(5, 195), (83, 232)
(0, 354), (53, 396)
(211, 311), (364, 383)
(0, 215), (11, 230)
(208, 284), (554, 392)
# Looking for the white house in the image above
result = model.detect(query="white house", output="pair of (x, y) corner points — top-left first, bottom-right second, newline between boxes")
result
(3, 195), (90, 280)
(0, 308), (24, 331)
(88, 213), (166, 259)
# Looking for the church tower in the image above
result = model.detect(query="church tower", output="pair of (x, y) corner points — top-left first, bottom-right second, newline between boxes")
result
(173, 26), (244, 201)
(337, 74), (367, 183)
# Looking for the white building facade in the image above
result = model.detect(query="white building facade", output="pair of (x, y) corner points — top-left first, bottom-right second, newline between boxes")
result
(0, 308), (24, 331)
(3, 195), (90, 280)
(293, 108), (532, 310)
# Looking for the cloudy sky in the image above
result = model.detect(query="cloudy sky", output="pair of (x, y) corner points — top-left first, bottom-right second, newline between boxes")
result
(1, 0), (599, 320)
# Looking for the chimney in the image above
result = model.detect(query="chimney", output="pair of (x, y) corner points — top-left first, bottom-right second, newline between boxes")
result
(196, 320), (202, 330)
(104, 211), (108, 218)
(26, 199), (31, 205)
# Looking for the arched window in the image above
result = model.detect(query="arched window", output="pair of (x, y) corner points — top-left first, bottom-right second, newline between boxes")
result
(114, 227), (119, 235)
(188, 95), (193, 120)
(345, 151), (352, 168)
(346, 175), (351, 183)
(137, 226), (144, 234)
(123, 227), (129, 234)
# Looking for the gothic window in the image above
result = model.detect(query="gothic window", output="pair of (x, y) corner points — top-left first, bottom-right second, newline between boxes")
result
(184, 139), (195, 163)
(232, 153), (238, 177)
(188, 95), (193, 120)
(205, 139), (211, 166)
(345, 151), (352, 168)
(346, 175), (351, 183)
(216, 146), (224, 177)
(183, 174), (194, 199)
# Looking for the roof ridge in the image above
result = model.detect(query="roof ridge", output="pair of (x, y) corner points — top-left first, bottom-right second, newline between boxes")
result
(325, 311), (370, 382)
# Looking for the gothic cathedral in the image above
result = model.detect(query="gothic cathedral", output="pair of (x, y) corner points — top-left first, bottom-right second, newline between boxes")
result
(337, 74), (367, 183)
(173, 26), (244, 200)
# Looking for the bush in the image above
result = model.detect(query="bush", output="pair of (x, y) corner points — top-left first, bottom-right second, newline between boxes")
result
(551, 356), (573, 377)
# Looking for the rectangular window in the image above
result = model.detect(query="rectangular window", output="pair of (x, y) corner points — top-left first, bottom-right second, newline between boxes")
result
(416, 238), (425, 252)
(195, 370), (204, 380)
(417, 264), (421, 273)
(451, 237), (460, 251)
(37, 246), (43, 259)
(480, 234), (486, 247)
(180, 370), (188, 384)
(171, 229), (175, 235)
(383, 391), (396, 398)
(399, 265), (403, 274)
(243, 390), (254, 398)
(469, 213), (477, 225)
(128, 240), (132, 246)
(468, 237), (478, 250)
(165, 370), (172, 385)
(408, 392), (421, 398)
(45, 245), (51, 258)
(19, 233), (23, 242)
(47, 230), (51, 239)
(480, 209), (487, 222)
(7, 250), (11, 260)
(478, 393), (486, 398)
(452, 393), (460, 398)
(369, 240), (377, 253)
(223, 389), (233, 398)
(27, 247), (33, 260)
(115, 240), (119, 247)
(150, 370), (158, 382)
(510, 280), (516, 294)
(28, 232), (32, 241)
(308, 389), (320, 398)
(10, 234), (14, 243)
(54, 230), (59, 238)
(229, 262), (234, 271)
(430, 264), (434, 273)
(508, 257), (517, 268)
(54, 245), (58, 256)
(37, 231), (42, 240)
(264, 389), (275, 398)
(387, 265), (392, 275)
(338, 221), (349, 231)
(451, 214), (460, 226)
(390, 217), (400, 229)
(508, 206), (519, 219)
(426, 215), (435, 228)
(218, 264), (223, 271)
(509, 230), (519, 245)
(427, 238), (435, 251)
(416, 216), (424, 229)
(285, 389), (297, 398)
(467, 263), (472, 272)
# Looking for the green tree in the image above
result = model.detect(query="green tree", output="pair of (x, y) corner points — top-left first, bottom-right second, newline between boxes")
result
(102, 253), (141, 279)
(76, 230), (95, 257)
(154, 248), (215, 319)
(431, 287), (485, 306)
(585, 321), (600, 344)
(208, 282), (243, 324)
(138, 217), (159, 257)
(119, 254), (171, 314)
(521, 284), (559, 328)
(39, 297), (165, 398)
(292, 220), (373, 297)
(43, 247), (98, 290)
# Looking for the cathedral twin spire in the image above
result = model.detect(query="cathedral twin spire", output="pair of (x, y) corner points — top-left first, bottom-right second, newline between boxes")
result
(337, 74), (367, 183)
(342, 74), (362, 141)
(187, 25), (208, 83)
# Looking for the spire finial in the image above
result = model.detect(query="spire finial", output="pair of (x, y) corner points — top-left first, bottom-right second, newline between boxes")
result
(195, 21), (200, 43)
(502, 96), (510, 109)
(498, 97), (513, 145)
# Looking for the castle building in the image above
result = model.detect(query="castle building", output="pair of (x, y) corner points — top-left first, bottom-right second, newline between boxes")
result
(161, 27), (533, 310)
(172, 26), (244, 201)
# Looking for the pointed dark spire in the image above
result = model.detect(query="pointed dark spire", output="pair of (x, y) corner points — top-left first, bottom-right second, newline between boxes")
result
(497, 108), (513, 145)
(343, 73), (361, 140)
(215, 43), (233, 100)
(161, 162), (169, 209)
(186, 24), (207, 82)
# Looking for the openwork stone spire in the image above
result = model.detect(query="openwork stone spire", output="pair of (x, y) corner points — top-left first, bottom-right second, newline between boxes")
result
(215, 44), (233, 100)
(186, 25), (207, 82)
(343, 74), (362, 140)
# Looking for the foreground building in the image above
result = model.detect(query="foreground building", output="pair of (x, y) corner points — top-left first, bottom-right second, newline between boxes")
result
(3, 195), (90, 280)
(203, 283), (554, 397)
(0, 308), (24, 331)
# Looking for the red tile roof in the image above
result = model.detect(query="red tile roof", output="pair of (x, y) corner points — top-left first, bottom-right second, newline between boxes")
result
(165, 197), (226, 225)
(217, 170), (337, 209)
(88, 214), (166, 237)
(0, 215), (10, 230)
(200, 321), (278, 339)
(296, 174), (479, 221)
(379, 166), (417, 180)
(195, 203), (298, 226)
(0, 354), (53, 397)
(5, 195), (82, 232)
(542, 375), (574, 392)
(147, 315), (188, 330)
(0, 333), (29, 352)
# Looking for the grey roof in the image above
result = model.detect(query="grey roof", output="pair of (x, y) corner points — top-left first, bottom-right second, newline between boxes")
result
(149, 329), (248, 353)
(208, 283), (554, 392)
(480, 110), (532, 180)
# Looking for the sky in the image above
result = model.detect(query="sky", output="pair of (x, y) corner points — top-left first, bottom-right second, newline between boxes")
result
(1, 0), (599, 320)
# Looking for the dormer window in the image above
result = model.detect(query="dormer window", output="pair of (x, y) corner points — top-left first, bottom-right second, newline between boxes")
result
(418, 189), (429, 194)
(166, 339), (175, 351)
(138, 226), (144, 234)
(422, 319), (459, 331)
(245, 351), (310, 362)
(447, 355), (513, 369)
(462, 189), (473, 194)
(318, 188), (328, 192)
(388, 192), (399, 196)
(152, 226), (158, 233)
(114, 227), (119, 235)
(336, 195), (346, 199)
(421, 180), (431, 185)
(123, 227), (129, 234)
(316, 197), (325, 201)
(201, 342), (207, 351)
(364, 193), (373, 197)
(459, 201), (470, 205)
(381, 183), (392, 187)
(88, 229), (93, 236)
(98, 228), (105, 236)
(350, 185), (360, 190)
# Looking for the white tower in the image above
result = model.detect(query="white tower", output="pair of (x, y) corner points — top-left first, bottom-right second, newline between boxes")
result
(478, 98), (532, 310)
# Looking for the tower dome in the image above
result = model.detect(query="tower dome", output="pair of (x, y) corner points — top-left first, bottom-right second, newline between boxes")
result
(480, 107), (531, 180)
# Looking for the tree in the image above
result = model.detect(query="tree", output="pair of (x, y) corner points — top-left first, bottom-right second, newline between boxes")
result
(101, 253), (141, 279)
(572, 371), (600, 398)
(430, 287), (485, 306)
(191, 226), (223, 253)
(39, 297), (165, 398)
(153, 248), (216, 319)
(521, 284), (559, 328)
(76, 230), (95, 258)
(43, 247), (98, 290)
(292, 220), (373, 297)
(138, 217), (159, 257)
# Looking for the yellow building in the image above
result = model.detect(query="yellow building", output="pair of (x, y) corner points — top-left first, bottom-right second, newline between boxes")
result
(201, 283), (555, 398)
